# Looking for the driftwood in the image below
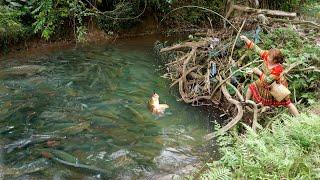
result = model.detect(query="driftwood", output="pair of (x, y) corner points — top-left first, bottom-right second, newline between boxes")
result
(231, 5), (297, 17)
(225, 0), (297, 23)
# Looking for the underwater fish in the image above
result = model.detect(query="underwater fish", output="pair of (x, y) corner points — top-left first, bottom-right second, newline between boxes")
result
(40, 149), (109, 174)
(2, 158), (50, 177)
(1, 65), (46, 76)
(0, 126), (14, 134)
(3, 134), (65, 153)
(57, 121), (91, 135)
(147, 92), (169, 115)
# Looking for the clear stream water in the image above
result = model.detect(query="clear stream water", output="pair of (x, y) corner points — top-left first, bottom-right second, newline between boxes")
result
(0, 39), (214, 179)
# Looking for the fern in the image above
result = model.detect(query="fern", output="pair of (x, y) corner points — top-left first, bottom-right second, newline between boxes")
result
(201, 113), (320, 179)
(201, 166), (231, 180)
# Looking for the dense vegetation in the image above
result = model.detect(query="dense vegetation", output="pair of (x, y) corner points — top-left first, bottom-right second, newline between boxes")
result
(1, 0), (317, 53)
(201, 113), (320, 179)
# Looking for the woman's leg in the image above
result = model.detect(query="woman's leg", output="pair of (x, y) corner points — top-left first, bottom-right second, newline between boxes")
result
(287, 103), (299, 116)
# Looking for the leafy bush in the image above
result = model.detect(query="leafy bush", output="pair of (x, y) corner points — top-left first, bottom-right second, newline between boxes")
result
(1, 0), (94, 42)
(201, 114), (320, 179)
(266, 0), (319, 11)
(31, 0), (94, 41)
(96, 1), (137, 32)
(160, 0), (225, 28)
(0, 5), (29, 51)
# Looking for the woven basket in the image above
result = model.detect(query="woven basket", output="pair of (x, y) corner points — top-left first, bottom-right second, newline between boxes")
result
(270, 82), (291, 102)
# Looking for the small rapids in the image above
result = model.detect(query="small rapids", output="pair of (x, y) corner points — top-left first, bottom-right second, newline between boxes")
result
(0, 42), (214, 179)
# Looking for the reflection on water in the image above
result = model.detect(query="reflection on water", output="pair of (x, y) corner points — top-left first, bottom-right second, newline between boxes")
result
(0, 43), (211, 179)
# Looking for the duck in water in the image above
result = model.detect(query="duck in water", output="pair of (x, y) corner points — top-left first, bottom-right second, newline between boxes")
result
(147, 92), (169, 115)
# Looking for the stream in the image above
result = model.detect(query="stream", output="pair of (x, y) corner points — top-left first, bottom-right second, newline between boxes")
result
(0, 38), (215, 179)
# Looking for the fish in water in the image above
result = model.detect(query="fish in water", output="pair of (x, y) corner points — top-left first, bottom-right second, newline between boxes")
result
(147, 92), (169, 115)
(1, 65), (46, 77)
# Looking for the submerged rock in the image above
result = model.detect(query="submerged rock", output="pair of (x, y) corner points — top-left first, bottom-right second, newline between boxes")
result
(142, 163), (200, 180)
(154, 147), (198, 172)
(148, 174), (181, 180)
(109, 149), (130, 160)
(107, 149), (135, 168)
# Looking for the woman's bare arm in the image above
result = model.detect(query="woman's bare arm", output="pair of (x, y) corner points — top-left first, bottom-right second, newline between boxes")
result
(240, 35), (264, 55)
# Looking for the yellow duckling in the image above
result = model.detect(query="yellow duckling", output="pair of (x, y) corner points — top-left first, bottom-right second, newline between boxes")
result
(147, 92), (169, 115)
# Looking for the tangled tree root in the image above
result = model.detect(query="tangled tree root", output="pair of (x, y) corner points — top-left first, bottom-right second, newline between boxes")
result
(159, 32), (264, 140)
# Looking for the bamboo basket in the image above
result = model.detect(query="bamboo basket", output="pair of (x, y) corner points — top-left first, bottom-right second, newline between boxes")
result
(270, 82), (291, 102)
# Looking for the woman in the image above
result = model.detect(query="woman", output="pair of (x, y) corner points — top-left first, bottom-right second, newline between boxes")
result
(240, 35), (299, 116)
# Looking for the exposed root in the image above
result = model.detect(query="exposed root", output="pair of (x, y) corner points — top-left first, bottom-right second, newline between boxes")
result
(219, 83), (244, 133)
(160, 30), (263, 140)
(245, 100), (260, 132)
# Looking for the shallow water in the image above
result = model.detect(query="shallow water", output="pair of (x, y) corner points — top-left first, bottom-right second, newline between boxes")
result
(0, 40), (213, 179)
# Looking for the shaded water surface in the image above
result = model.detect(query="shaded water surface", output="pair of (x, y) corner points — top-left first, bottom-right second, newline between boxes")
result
(0, 42), (211, 179)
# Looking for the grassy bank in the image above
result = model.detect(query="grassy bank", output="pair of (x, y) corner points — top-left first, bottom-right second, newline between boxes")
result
(200, 111), (320, 179)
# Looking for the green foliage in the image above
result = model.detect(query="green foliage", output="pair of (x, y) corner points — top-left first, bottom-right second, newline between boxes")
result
(301, 1), (320, 21)
(201, 164), (231, 180)
(162, 0), (225, 28)
(201, 114), (320, 179)
(1, 0), (93, 42)
(0, 5), (29, 52)
(268, 0), (318, 12)
(0, 5), (24, 37)
(97, 1), (136, 32)
(76, 26), (88, 43)
(31, 0), (92, 40)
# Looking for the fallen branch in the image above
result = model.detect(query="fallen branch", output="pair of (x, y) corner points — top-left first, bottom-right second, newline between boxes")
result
(230, 5), (297, 18)
(160, 40), (209, 52)
(230, 19), (246, 60)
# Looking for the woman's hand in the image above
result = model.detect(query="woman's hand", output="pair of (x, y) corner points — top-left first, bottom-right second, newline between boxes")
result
(240, 35), (249, 42)
(240, 35), (252, 47)
(252, 67), (263, 76)
(245, 68), (254, 75)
